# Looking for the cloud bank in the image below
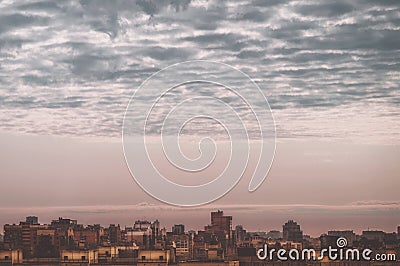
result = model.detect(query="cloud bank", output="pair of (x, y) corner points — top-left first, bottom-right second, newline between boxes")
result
(0, 0), (399, 143)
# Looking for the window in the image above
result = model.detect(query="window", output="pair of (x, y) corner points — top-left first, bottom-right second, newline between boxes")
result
(141, 255), (146, 260)
(159, 255), (164, 261)
(81, 256), (86, 261)
(4, 256), (9, 260)
(63, 256), (68, 261)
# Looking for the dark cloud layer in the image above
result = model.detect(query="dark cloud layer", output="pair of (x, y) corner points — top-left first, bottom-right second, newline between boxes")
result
(0, 0), (398, 143)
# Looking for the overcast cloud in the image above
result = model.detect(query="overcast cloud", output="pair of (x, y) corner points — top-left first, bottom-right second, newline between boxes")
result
(0, 0), (399, 143)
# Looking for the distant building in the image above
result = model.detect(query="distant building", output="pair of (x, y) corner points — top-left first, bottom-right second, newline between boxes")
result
(362, 230), (385, 242)
(3, 220), (54, 258)
(328, 230), (356, 246)
(320, 234), (339, 249)
(169, 233), (191, 260)
(205, 210), (233, 252)
(234, 225), (246, 245)
(133, 220), (152, 231)
(125, 220), (160, 249)
(210, 210), (232, 233)
(26, 216), (39, 225)
(138, 249), (173, 265)
(397, 226), (400, 238)
(108, 224), (121, 245)
(73, 224), (104, 248)
(151, 220), (160, 248)
(61, 249), (97, 264)
(283, 220), (303, 242)
(266, 230), (282, 240)
(172, 224), (185, 235)
(51, 217), (78, 228)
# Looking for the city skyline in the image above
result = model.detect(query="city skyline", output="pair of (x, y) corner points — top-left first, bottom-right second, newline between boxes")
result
(1, 206), (399, 238)
(2, 211), (399, 239)
(1, 210), (398, 264)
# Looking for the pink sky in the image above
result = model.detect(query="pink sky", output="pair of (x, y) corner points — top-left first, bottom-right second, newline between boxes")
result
(0, 132), (399, 237)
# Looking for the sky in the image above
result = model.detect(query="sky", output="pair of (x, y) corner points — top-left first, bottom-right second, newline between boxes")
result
(0, 0), (399, 236)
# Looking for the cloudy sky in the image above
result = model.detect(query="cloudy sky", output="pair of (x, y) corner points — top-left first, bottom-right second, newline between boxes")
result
(0, 0), (399, 236)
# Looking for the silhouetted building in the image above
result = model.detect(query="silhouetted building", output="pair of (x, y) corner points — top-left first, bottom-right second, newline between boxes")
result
(234, 225), (246, 245)
(362, 230), (385, 242)
(237, 247), (257, 263)
(172, 224), (185, 235)
(151, 219), (160, 248)
(283, 220), (303, 242)
(51, 217), (77, 229)
(108, 224), (121, 245)
(266, 230), (282, 240)
(328, 230), (356, 246)
(320, 234), (339, 249)
(397, 226), (400, 238)
(2, 212), (400, 264)
(26, 216), (38, 225)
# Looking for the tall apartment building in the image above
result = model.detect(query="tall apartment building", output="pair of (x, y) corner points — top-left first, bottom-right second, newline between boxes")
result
(204, 210), (234, 256)
(234, 225), (246, 246)
(4, 218), (51, 258)
(108, 224), (122, 245)
(283, 220), (303, 243)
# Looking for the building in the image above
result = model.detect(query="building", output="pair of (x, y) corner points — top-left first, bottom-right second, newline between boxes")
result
(74, 225), (104, 248)
(3, 224), (22, 249)
(151, 219), (160, 247)
(328, 230), (356, 246)
(137, 249), (173, 265)
(173, 224), (185, 235)
(205, 210), (233, 254)
(283, 220), (303, 242)
(192, 233), (224, 262)
(51, 217), (78, 229)
(397, 226), (400, 238)
(0, 250), (23, 264)
(210, 210), (232, 233)
(3, 219), (53, 258)
(60, 249), (98, 265)
(266, 230), (281, 240)
(169, 233), (191, 260)
(362, 230), (386, 242)
(234, 225), (246, 246)
(125, 220), (159, 249)
(108, 224), (122, 245)
(97, 245), (139, 263)
(26, 216), (39, 225)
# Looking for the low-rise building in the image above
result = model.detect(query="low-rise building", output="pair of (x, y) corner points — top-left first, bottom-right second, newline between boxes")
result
(137, 249), (173, 265)
(0, 249), (23, 264)
(60, 249), (98, 264)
